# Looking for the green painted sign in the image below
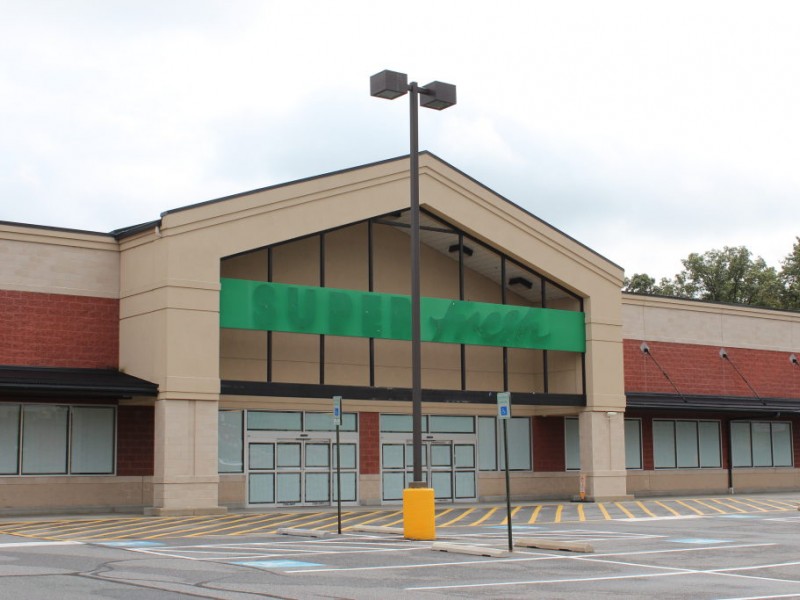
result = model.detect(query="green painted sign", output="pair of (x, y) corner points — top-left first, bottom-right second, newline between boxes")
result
(220, 278), (585, 353)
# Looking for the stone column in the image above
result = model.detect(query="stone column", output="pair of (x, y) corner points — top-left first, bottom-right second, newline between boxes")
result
(578, 409), (629, 500)
(579, 296), (629, 500)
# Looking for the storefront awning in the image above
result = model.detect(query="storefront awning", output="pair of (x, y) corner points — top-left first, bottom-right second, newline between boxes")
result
(0, 366), (158, 398)
(626, 392), (800, 414)
(222, 379), (585, 407)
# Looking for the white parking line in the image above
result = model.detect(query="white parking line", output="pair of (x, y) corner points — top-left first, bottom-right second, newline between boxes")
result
(128, 541), (428, 562)
(289, 542), (775, 574)
(405, 544), (788, 591)
(0, 541), (83, 548)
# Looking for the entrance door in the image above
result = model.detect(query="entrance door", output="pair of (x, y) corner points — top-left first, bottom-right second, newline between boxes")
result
(247, 437), (358, 506)
(381, 440), (477, 502)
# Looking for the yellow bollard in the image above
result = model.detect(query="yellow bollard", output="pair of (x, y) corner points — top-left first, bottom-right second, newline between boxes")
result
(403, 486), (436, 540)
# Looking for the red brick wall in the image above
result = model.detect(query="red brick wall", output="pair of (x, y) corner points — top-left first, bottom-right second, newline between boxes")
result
(533, 416), (566, 472)
(117, 405), (154, 476)
(624, 339), (800, 399)
(0, 290), (119, 368)
(359, 412), (380, 474)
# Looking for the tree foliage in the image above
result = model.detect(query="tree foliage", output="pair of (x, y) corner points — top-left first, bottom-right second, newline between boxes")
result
(780, 237), (800, 310)
(623, 242), (798, 311)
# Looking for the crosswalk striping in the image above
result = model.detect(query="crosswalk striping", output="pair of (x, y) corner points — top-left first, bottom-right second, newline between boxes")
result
(0, 496), (796, 542)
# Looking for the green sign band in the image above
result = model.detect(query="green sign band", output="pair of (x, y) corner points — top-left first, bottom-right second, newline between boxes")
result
(220, 278), (585, 353)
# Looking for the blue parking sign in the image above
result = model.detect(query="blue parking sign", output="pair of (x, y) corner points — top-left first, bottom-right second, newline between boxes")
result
(497, 392), (511, 419)
(333, 395), (342, 426)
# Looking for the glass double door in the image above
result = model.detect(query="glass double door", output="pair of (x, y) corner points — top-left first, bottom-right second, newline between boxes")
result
(247, 435), (357, 506)
(381, 439), (477, 502)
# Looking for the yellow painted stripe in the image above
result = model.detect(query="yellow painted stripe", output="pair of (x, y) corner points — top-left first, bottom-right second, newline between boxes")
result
(346, 510), (402, 528)
(577, 503), (586, 522)
(329, 510), (383, 527)
(79, 516), (221, 540)
(435, 508), (455, 521)
(385, 513), (406, 527)
(597, 502), (611, 520)
(500, 506), (522, 526)
(744, 498), (790, 511)
(554, 504), (563, 523)
(145, 515), (267, 539)
(261, 512), (344, 534)
(653, 500), (681, 517)
(186, 513), (300, 537)
(469, 507), (498, 527)
(762, 498), (798, 508)
(0, 519), (110, 535)
(709, 498), (746, 513)
(528, 505), (542, 524)
(439, 508), (475, 528)
(726, 498), (769, 512)
(675, 500), (705, 515)
(137, 517), (295, 541)
(2, 518), (138, 536)
(636, 501), (657, 518)
(614, 502), (635, 518)
(693, 499), (726, 514)
(227, 512), (330, 536)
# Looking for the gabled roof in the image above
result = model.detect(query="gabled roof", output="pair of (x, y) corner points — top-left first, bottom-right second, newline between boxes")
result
(148, 152), (621, 271)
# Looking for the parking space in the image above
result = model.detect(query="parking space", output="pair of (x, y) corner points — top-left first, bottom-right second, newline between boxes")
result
(0, 495), (797, 542)
(1, 498), (799, 599)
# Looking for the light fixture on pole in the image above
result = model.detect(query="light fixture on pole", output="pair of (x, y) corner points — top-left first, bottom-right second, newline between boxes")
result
(371, 69), (456, 540)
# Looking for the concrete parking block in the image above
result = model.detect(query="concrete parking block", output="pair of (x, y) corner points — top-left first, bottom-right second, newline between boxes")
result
(431, 542), (509, 557)
(276, 527), (334, 538)
(514, 537), (594, 552)
(348, 525), (404, 535)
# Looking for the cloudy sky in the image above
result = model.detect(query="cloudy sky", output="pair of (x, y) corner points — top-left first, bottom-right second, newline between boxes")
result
(2, 0), (798, 280)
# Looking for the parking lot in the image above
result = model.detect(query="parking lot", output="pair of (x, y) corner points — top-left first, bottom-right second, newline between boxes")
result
(1, 493), (799, 599)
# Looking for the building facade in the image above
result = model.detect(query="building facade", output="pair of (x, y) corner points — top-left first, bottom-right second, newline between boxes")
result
(1, 154), (798, 515)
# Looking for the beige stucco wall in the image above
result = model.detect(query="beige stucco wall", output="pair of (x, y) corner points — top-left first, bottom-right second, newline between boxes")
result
(0, 223), (119, 297)
(117, 154), (628, 510)
(622, 293), (800, 350)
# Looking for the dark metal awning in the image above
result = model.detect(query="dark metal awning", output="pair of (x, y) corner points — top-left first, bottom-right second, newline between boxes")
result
(222, 380), (585, 407)
(0, 366), (159, 398)
(626, 392), (800, 414)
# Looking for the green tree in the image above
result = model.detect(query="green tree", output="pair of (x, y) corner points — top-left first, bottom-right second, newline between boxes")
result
(669, 246), (782, 308)
(622, 245), (788, 310)
(780, 237), (800, 310)
(623, 273), (657, 294)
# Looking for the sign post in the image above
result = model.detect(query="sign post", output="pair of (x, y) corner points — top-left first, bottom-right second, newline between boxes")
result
(497, 391), (513, 552)
(333, 395), (342, 534)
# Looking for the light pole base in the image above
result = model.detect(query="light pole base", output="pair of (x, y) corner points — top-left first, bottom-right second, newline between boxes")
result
(403, 486), (436, 540)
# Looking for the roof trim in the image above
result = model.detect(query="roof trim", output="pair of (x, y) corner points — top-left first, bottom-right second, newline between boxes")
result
(111, 219), (161, 240)
(623, 291), (800, 316)
(0, 366), (159, 398)
(159, 154), (411, 219)
(0, 219), (113, 238)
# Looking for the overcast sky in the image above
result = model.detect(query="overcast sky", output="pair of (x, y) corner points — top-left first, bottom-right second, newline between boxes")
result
(2, 0), (798, 280)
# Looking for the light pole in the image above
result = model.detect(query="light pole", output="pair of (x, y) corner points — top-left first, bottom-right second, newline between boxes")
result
(370, 70), (456, 538)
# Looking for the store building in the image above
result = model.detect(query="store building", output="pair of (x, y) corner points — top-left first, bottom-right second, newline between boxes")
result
(1, 153), (798, 515)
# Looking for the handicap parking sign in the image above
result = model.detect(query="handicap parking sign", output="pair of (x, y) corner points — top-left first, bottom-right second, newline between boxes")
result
(497, 392), (511, 419)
